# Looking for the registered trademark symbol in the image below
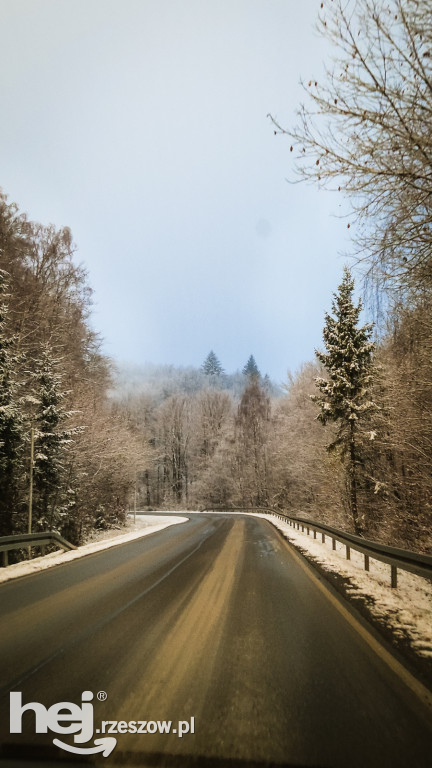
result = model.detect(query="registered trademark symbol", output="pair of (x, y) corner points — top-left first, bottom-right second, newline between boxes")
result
(97, 691), (107, 701)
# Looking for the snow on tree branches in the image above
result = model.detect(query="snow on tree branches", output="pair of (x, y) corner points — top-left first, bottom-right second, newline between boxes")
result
(0, 270), (24, 536)
(313, 267), (376, 426)
(313, 267), (377, 534)
(30, 345), (79, 532)
(202, 350), (224, 377)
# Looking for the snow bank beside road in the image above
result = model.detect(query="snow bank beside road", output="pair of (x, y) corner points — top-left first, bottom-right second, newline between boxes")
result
(0, 513), (187, 585)
(256, 513), (432, 660)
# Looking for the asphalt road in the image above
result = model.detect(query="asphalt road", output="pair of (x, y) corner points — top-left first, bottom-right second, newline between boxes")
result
(0, 513), (431, 768)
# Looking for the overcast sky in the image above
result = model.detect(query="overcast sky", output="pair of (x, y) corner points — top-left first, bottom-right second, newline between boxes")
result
(0, 0), (351, 383)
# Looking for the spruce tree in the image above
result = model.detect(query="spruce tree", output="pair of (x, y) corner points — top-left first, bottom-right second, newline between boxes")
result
(31, 346), (75, 532)
(243, 355), (260, 379)
(202, 350), (224, 376)
(0, 270), (24, 535)
(312, 267), (376, 534)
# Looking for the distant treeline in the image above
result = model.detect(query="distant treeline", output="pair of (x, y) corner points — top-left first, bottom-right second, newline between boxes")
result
(111, 353), (282, 402)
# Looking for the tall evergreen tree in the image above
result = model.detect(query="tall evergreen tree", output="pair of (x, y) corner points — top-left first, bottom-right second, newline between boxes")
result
(0, 270), (24, 535)
(202, 350), (224, 376)
(312, 267), (376, 534)
(243, 355), (260, 379)
(31, 346), (76, 532)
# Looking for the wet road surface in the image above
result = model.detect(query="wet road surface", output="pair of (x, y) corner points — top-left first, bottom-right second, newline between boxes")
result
(0, 513), (431, 767)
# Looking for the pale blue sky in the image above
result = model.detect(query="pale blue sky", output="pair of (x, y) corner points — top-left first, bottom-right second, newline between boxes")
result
(0, 0), (351, 382)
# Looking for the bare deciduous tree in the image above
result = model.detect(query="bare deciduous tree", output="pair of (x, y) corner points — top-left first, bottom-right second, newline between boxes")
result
(270, 0), (432, 291)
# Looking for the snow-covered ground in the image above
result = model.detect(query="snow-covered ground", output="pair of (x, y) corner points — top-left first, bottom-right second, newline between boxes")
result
(0, 513), (187, 585)
(254, 513), (432, 660)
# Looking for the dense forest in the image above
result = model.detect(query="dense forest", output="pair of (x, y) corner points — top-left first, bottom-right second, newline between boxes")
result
(1, 0), (431, 557)
(0, 190), (144, 547)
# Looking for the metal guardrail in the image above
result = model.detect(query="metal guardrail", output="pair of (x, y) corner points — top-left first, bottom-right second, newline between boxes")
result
(0, 531), (77, 567)
(201, 506), (432, 588)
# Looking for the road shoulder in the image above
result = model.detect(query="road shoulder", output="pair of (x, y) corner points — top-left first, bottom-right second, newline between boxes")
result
(0, 514), (188, 586)
(257, 512), (432, 698)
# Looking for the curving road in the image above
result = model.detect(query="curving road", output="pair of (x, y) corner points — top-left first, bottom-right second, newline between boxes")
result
(0, 513), (431, 767)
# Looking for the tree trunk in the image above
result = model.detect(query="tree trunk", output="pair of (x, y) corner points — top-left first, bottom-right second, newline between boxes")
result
(145, 470), (151, 507)
(349, 421), (362, 535)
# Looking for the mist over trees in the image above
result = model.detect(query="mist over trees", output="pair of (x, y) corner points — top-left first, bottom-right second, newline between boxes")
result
(111, 354), (281, 401)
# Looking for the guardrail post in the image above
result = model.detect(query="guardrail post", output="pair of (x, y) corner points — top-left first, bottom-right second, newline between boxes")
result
(2, 551), (7, 567)
(346, 545), (350, 560)
(322, 533), (325, 543)
(391, 565), (398, 588)
(307, 526), (309, 535)
(364, 554), (369, 571)
(313, 530), (317, 539)
(332, 538), (336, 550)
